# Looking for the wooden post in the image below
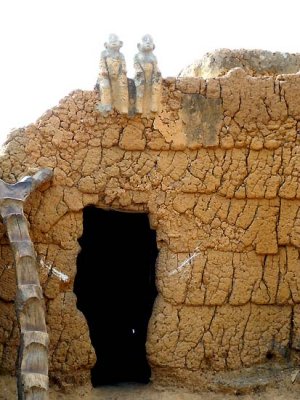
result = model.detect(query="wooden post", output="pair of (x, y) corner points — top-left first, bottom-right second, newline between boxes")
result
(0, 168), (53, 400)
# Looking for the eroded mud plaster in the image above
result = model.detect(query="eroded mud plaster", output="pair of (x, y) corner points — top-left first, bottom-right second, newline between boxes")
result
(0, 66), (299, 390)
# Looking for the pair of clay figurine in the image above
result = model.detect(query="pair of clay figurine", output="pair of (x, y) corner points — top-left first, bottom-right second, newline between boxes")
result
(96, 34), (162, 115)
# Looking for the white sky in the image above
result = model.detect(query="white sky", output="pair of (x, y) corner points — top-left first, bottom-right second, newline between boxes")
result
(0, 0), (299, 143)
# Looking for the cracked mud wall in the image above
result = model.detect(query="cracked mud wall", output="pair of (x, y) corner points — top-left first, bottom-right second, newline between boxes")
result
(0, 67), (299, 389)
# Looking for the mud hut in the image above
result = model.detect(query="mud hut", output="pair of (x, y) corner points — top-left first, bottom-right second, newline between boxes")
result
(0, 48), (300, 396)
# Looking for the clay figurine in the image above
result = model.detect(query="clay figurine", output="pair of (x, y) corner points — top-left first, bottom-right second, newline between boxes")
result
(97, 34), (129, 114)
(134, 34), (162, 115)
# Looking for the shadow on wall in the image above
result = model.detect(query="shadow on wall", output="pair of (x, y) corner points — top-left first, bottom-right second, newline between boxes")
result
(74, 206), (158, 386)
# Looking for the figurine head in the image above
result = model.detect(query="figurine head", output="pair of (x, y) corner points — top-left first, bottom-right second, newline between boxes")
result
(105, 33), (123, 51)
(138, 34), (155, 53)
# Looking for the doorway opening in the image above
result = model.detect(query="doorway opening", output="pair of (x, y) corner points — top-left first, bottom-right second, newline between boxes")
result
(74, 206), (158, 386)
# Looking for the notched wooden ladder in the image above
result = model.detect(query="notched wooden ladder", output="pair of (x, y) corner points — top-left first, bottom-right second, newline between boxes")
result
(0, 168), (53, 400)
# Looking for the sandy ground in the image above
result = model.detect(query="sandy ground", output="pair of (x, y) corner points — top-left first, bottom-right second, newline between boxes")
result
(1, 375), (300, 400)
(91, 383), (300, 400)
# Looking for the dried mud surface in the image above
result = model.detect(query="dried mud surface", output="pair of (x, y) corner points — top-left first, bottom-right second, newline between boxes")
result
(0, 72), (299, 390)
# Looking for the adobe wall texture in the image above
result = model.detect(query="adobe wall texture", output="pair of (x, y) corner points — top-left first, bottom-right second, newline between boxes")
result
(0, 67), (299, 391)
(180, 48), (300, 78)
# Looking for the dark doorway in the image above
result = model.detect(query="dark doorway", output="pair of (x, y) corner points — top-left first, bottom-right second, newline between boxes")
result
(74, 206), (158, 386)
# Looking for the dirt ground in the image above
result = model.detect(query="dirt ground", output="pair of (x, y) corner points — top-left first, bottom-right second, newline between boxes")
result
(1, 375), (300, 400)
